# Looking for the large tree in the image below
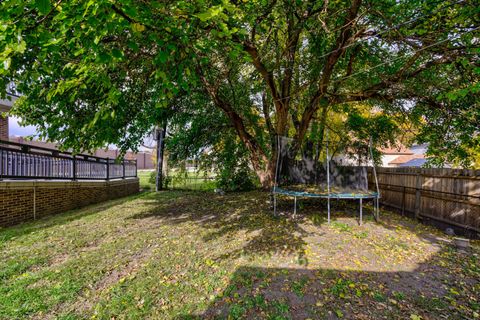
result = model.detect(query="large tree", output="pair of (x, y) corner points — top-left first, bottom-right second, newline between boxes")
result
(1, 0), (479, 186)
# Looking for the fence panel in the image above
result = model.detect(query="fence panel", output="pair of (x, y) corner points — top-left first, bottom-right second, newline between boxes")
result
(370, 167), (480, 232)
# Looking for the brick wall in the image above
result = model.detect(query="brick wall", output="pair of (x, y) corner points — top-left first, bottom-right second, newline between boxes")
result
(0, 178), (139, 227)
(0, 115), (8, 140)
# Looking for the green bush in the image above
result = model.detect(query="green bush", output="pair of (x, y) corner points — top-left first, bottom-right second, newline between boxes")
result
(149, 171), (171, 189)
(216, 165), (256, 192)
(149, 171), (156, 185)
(165, 130), (258, 192)
(215, 137), (258, 192)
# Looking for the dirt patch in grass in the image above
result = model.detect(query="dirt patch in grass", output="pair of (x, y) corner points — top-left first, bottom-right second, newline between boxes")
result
(58, 244), (158, 317)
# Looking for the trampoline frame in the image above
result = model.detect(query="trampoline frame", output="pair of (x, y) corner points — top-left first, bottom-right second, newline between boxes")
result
(272, 134), (381, 225)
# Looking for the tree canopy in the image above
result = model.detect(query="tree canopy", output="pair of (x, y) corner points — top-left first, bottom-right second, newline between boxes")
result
(1, 0), (479, 185)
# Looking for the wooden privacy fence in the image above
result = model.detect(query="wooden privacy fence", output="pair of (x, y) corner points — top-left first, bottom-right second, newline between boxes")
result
(369, 167), (480, 233)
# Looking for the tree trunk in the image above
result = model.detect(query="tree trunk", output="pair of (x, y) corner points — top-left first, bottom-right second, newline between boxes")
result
(257, 160), (275, 189)
(155, 122), (167, 192)
(249, 144), (278, 190)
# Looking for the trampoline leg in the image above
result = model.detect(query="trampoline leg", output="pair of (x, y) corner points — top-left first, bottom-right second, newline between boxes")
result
(273, 193), (277, 217)
(327, 197), (331, 224)
(376, 198), (380, 221)
(359, 198), (363, 225)
(293, 196), (297, 218)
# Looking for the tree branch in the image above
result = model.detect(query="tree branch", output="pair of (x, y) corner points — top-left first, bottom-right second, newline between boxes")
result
(262, 91), (274, 138)
(340, 53), (463, 103)
(111, 3), (172, 35)
(294, 0), (363, 149)
(196, 65), (268, 168)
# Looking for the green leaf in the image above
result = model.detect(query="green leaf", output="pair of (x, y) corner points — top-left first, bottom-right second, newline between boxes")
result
(194, 12), (213, 22)
(111, 49), (123, 59)
(131, 23), (145, 33)
(35, 0), (52, 15)
(98, 52), (110, 63)
(127, 41), (139, 52)
(3, 58), (11, 70)
(194, 6), (224, 22)
(157, 51), (168, 64)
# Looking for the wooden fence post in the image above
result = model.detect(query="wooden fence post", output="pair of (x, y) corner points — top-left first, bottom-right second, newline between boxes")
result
(414, 171), (422, 220)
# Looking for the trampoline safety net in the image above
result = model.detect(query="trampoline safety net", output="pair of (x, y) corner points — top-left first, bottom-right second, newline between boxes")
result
(273, 136), (380, 223)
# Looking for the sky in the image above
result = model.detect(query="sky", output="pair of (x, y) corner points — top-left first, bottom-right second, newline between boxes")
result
(8, 116), (154, 151)
(9, 116), (37, 137)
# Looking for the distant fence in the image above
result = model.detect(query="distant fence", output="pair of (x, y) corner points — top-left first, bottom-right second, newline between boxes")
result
(167, 174), (216, 191)
(0, 140), (137, 180)
(370, 167), (480, 234)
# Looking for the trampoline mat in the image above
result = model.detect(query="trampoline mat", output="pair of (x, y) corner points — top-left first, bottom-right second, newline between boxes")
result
(273, 186), (378, 199)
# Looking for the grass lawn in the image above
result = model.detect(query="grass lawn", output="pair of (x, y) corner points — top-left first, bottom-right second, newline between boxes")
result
(0, 189), (479, 319)
(137, 170), (216, 192)
(137, 170), (155, 191)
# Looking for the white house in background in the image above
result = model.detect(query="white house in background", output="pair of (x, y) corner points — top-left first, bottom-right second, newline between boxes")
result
(378, 145), (412, 166)
(410, 143), (428, 155)
(388, 153), (426, 167)
(379, 144), (428, 167)
(0, 94), (16, 141)
(333, 143), (427, 167)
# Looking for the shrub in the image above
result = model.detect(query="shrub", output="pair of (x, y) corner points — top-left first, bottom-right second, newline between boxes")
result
(216, 164), (256, 192)
(149, 171), (171, 189)
(215, 136), (257, 192)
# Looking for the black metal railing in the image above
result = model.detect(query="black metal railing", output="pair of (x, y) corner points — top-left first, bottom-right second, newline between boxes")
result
(0, 140), (137, 180)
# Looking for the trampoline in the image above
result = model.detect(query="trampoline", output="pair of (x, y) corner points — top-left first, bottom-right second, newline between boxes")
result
(272, 135), (380, 224)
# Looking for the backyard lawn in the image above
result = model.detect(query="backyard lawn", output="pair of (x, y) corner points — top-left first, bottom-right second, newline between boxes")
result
(0, 188), (479, 319)
(137, 170), (217, 192)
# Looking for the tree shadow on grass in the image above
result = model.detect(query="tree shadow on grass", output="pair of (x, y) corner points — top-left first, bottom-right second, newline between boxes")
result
(175, 244), (479, 319)
(130, 191), (315, 261)
(0, 192), (146, 243)
(128, 190), (435, 266)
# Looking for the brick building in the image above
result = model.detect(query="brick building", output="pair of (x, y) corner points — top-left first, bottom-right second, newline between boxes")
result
(0, 95), (15, 140)
(1, 93), (154, 169)
(9, 136), (155, 170)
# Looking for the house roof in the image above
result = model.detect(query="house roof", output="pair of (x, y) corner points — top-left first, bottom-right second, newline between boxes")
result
(380, 144), (413, 155)
(8, 136), (150, 160)
(9, 136), (59, 149)
(398, 158), (427, 167)
(389, 154), (425, 165)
